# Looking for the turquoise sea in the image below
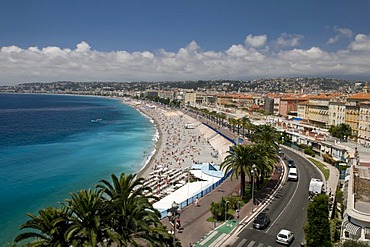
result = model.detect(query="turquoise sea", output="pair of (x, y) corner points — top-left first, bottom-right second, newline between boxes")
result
(0, 93), (157, 245)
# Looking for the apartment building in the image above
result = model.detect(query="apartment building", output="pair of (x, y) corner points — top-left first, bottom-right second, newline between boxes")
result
(216, 94), (255, 110)
(280, 96), (308, 117)
(306, 95), (332, 128)
(328, 101), (346, 127)
(216, 95), (233, 107)
(273, 96), (282, 116)
(231, 94), (255, 109)
(264, 97), (274, 114)
(346, 92), (370, 138)
(297, 101), (308, 120)
(342, 165), (370, 243)
(358, 102), (370, 147)
(184, 92), (197, 105)
(253, 95), (265, 110)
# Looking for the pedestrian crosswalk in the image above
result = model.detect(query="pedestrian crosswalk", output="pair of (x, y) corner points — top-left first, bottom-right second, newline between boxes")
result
(235, 239), (273, 247)
(194, 220), (274, 247)
(235, 239), (247, 247)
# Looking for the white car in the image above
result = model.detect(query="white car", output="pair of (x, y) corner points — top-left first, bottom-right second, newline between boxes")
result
(288, 167), (298, 181)
(276, 229), (294, 245)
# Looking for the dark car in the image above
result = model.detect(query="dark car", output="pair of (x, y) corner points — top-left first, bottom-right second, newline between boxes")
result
(288, 159), (296, 168)
(253, 212), (271, 229)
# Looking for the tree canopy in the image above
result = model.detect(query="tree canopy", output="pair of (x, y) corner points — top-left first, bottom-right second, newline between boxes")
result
(304, 194), (332, 247)
(15, 173), (173, 247)
(328, 123), (352, 140)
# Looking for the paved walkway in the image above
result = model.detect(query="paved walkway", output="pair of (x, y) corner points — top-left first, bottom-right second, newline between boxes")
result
(169, 146), (340, 246)
(162, 158), (284, 247)
(160, 114), (340, 246)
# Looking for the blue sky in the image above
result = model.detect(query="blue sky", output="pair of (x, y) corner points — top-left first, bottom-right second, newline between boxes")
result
(1, 0), (370, 85)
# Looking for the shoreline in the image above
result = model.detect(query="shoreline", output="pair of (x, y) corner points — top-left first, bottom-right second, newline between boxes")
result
(135, 105), (163, 179)
(122, 100), (227, 181)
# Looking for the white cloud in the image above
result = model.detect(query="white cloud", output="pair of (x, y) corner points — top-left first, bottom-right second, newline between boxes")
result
(327, 27), (353, 44)
(76, 41), (91, 52)
(245, 34), (267, 48)
(276, 33), (304, 47)
(1, 45), (23, 53)
(1, 36), (370, 85)
(337, 27), (353, 37)
(348, 34), (370, 51)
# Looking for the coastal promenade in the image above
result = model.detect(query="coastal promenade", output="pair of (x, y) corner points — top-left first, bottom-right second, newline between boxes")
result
(176, 161), (283, 247)
(128, 101), (340, 246)
(176, 146), (340, 247)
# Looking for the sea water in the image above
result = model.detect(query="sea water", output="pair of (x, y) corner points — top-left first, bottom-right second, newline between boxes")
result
(0, 93), (156, 245)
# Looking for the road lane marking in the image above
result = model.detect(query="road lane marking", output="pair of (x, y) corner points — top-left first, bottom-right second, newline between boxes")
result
(199, 231), (218, 245)
(209, 233), (226, 247)
(247, 240), (255, 247)
(236, 239), (247, 247)
(266, 172), (300, 233)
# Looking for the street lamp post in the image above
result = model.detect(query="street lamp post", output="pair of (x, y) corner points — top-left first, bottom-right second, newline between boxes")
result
(237, 201), (240, 218)
(251, 164), (257, 213)
(225, 201), (230, 221)
(167, 201), (180, 246)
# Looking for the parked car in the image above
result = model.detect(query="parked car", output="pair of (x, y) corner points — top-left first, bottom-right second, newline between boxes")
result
(276, 229), (294, 245)
(253, 212), (271, 229)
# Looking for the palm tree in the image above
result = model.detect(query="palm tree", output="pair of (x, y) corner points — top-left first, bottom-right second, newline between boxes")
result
(15, 206), (72, 246)
(210, 111), (218, 124)
(251, 124), (280, 187)
(240, 117), (255, 138)
(253, 143), (278, 189)
(227, 117), (236, 133)
(251, 124), (279, 151)
(64, 189), (106, 246)
(220, 144), (262, 199)
(235, 118), (241, 136)
(97, 173), (171, 246)
(219, 113), (227, 128)
(210, 201), (222, 221)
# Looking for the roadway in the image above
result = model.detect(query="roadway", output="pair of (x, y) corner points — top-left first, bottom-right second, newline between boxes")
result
(229, 147), (323, 247)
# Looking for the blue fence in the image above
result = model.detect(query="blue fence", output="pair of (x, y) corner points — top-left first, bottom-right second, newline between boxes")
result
(202, 122), (236, 145)
(159, 122), (236, 218)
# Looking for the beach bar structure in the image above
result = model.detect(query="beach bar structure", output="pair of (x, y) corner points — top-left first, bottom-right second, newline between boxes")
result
(153, 163), (230, 219)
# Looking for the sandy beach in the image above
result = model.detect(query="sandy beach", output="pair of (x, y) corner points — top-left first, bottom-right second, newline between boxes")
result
(126, 101), (230, 180)
(118, 100), (234, 215)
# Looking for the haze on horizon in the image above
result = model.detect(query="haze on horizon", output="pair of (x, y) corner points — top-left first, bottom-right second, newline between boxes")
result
(1, 0), (370, 86)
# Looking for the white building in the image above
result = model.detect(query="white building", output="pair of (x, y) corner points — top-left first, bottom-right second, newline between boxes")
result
(342, 165), (370, 243)
(328, 102), (346, 127)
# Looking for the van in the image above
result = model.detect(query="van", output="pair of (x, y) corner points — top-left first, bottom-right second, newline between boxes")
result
(309, 178), (324, 195)
(288, 167), (298, 181)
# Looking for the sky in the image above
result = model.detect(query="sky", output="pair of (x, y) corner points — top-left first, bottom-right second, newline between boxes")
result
(1, 0), (370, 86)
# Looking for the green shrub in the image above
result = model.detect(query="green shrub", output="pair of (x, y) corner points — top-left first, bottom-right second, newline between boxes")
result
(304, 146), (316, 157)
(322, 153), (336, 165)
(299, 143), (308, 149)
